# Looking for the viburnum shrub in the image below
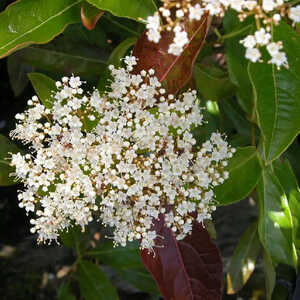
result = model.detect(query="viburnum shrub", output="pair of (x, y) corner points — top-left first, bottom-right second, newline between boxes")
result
(10, 62), (235, 248)
(1, 0), (300, 299)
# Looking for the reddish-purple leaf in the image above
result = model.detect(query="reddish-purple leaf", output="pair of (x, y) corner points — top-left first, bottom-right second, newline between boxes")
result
(132, 13), (210, 95)
(141, 215), (223, 300)
(81, 2), (104, 30)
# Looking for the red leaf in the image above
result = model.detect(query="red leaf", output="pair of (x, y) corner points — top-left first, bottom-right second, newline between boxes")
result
(132, 14), (210, 95)
(141, 215), (223, 300)
(81, 2), (104, 31)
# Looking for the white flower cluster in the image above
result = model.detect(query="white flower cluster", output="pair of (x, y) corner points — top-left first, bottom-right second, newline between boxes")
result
(10, 57), (234, 250)
(240, 29), (288, 67)
(146, 0), (300, 68)
(146, 0), (204, 55)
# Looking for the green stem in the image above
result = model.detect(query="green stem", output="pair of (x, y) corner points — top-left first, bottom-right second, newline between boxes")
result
(214, 28), (222, 40)
(217, 24), (253, 42)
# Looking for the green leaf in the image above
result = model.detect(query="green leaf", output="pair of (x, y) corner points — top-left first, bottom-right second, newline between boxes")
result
(0, 0), (81, 59)
(88, 241), (159, 295)
(194, 64), (235, 102)
(96, 37), (137, 92)
(13, 43), (107, 82)
(263, 250), (276, 300)
(257, 165), (296, 267)
(81, 2), (104, 30)
(227, 222), (261, 294)
(7, 55), (32, 97)
(28, 73), (56, 109)
(289, 191), (300, 259)
(58, 282), (76, 300)
(86, 0), (156, 22)
(284, 141), (300, 181)
(108, 37), (137, 67)
(63, 23), (107, 48)
(273, 159), (300, 262)
(78, 260), (119, 300)
(192, 104), (220, 144)
(215, 147), (262, 205)
(271, 285), (290, 300)
(60, 225), (89, 253)
(223, 10), (254, 115)
(0, 134), (21, 186)
(248, 22), (300, 163)
(220, 98), (252, 139)
(272, 159), (298, 198)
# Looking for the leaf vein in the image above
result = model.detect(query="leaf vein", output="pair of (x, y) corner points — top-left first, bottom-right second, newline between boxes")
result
(0, 0), (81, 50)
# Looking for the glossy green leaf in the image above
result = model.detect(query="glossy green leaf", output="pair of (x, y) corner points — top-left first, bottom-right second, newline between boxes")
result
(13, 43), (107, 81)
(86, 0), (156, 22)
(96, 37), (137, 92)
(257, 165), (296, 267)
(223, 10), (254, 115)
(101, 14), (142, 38)
(108, 37), (137, 67)
(273, 159), (298, 199)
(220, 98), (252, 139)
(192, 105), (220, 144)
(57, 282), (76, 300)
(63, 23), (107, 48)
(194, 64), (235, 102)
(88, 241), (159, 295)
(227, 222), (261, 294)
(60, 225), (89, 253)
(263, 250), (276, 300)
(272, 285), (290, 300)
(215, 147), (262, 205)
(78, 260), (119, 300)
(289, 191), (300, 259)
(284, 141), (300, 181)
(0, 0), (82, 59)
(0, 134), (21, 186)
(28, 73), (56, 109)
(249, 22), (300, 163)
(273, 159), (300, 261)
(7, 55), (32, 97)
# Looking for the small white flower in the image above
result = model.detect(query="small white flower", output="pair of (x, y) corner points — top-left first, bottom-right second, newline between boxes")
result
(146, 14), (160, 31)
(230, 0), (245, 12)
(168, 43), (184, 56)
(245, 47), (261, 62)
(147, 29), (161, 43)
(176, 9), (184, 18)
(161, 8), (171, 17)
(266, 42), (281, 56)
(255, 28), (271, 46)
(273, 13), (281, 23)
(189, 4), (204, 20)
(262, 0), (277, 12)
(69, 76), (82, 89)
(289, 5), (300, 23)
(173, 29), (188, 47)
(240, 35), (256, 48)
(269, 51), (288, 68)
